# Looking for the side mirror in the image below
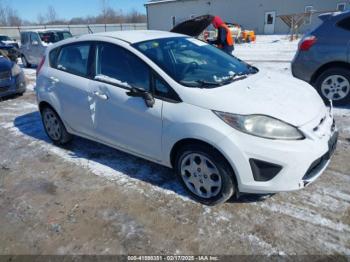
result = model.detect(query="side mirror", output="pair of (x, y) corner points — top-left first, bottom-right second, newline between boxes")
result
(126, 88), (155, 108)
(143, 92), (155, 108)
(32, 40), (39, 46)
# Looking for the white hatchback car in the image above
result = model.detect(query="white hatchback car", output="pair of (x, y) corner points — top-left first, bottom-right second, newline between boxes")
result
(36, 30), (338, 205)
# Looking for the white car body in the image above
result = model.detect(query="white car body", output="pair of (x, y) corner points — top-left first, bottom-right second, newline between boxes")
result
(36, 30), (337, 199)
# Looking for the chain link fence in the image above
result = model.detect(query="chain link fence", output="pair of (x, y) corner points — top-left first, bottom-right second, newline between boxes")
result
(0, 23), (148, 40)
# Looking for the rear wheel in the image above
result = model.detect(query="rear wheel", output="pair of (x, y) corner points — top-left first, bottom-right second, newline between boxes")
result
(41, 107), (72, 145)
(315, 67), (350, 106)
(175, 144), (236, 205)
(21, 55), (31, 68)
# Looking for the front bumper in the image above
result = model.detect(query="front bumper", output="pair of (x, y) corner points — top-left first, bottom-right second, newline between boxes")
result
(217, 107), (337, 194)
(0, 72), (26, 98)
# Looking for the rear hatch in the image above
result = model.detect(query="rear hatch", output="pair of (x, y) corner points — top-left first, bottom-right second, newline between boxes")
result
(171, 15), (214, 37)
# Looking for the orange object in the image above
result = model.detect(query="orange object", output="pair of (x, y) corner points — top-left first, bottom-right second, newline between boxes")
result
(242, 30), (256, 43)
(220, 24), (234, 46)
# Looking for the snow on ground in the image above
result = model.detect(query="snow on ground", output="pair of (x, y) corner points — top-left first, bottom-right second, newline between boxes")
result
(235, 35), (299, 62)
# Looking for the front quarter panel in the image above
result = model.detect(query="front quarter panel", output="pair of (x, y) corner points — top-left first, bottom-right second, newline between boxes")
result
(161, 101), (236, 167)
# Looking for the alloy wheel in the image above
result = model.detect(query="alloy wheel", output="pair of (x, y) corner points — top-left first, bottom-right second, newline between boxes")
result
(321, 75), (350, 101)
(43, 109), (61, 141)
(180, 153), (222, 199)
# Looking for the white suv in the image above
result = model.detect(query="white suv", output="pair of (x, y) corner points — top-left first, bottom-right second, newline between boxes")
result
(36, 30), (338, 205)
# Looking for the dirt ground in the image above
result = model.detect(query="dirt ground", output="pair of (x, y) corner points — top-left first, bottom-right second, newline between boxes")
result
(0, 36), (350, 256)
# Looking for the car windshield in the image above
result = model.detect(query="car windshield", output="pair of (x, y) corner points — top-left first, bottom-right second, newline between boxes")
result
(39, 31), (72, 44)
(133, 37), (257, 88)
(0, 35), (12, 41)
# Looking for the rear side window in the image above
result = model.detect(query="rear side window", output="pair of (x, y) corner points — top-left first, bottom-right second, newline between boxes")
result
(56, 44), (91, 77)
(49, 48), (59, 67)
(30, 33), (40, 43)
(338, 17), (350, 30)
(21, 33), (28, 45)
(95, 43), (150, 91)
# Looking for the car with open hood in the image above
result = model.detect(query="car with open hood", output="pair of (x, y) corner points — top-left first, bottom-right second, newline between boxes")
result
(35, 30), (338, 205)
(0, 35), (20, 62)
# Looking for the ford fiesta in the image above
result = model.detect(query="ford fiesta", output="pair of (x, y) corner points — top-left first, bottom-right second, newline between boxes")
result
(36, 31), (338, 205)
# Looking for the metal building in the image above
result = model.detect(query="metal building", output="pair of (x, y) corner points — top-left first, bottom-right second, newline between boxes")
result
(145, 0), (349, 34)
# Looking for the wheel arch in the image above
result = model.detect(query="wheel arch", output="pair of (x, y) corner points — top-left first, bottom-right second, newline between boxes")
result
(38, 101), (56, 113)
(311, 61), (350, 84)
(38, 100), (67, 128)
(169, 138), (239, 186)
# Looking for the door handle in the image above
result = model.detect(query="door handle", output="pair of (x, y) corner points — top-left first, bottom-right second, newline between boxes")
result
(49, 76), (59, 83)
(94, 91), (108, 100)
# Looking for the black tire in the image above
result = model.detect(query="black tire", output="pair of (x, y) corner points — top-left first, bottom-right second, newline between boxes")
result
(315, 67), (350, 106)
(41, 106), (72, 145)
(175, 143), (236, 205)
(21, 55), (31, 68)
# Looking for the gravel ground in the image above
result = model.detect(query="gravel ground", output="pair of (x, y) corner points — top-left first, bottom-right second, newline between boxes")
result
(0, 36), (349, 256)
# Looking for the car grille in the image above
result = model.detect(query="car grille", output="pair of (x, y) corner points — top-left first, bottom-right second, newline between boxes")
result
(302, 131), (338, 181)
(0, 71), (11, 81)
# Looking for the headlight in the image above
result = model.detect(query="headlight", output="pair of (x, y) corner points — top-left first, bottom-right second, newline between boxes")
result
(213, 111), (304, 140)
(11, 64), (21, 77)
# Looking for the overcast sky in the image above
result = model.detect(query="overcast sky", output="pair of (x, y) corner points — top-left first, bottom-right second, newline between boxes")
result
(7, 0), (148, 22)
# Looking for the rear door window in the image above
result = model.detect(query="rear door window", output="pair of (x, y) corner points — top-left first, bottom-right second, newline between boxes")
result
(56, 43), (91, 77)
(94, 43), (151, 91)
(338, 17), (350, 31)
(21, 33), (28, 45)
(30, 33), (40, 43)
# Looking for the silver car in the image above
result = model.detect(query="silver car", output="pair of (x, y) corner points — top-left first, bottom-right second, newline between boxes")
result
(20, 29), (72, 68)
(292, 11), (350, 106)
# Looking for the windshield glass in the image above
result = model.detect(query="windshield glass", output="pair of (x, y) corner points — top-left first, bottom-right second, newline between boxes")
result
(0, 35), (12, 41)
(133, 37), (257, 88)
(39, 31), (72, 44)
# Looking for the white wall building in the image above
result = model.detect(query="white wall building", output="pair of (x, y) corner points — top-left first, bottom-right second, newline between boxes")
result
(146, 0), (349, 34)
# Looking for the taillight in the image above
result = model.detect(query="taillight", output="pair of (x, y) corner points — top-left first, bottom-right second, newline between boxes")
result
(299, 36), (317, 51)
(36, 56), (46, 76)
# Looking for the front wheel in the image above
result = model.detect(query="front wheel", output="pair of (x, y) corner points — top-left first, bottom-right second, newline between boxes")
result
(315, 67), (350, 106)
(175, 144), (236, 205)
(41, 107), (72, 145)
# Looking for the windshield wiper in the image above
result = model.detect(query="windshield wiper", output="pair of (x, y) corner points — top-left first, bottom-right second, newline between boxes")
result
(180, 80), (220, 88)
(219, 73), (248, 85)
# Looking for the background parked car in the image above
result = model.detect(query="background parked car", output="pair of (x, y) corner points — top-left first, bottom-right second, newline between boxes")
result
(0, 34), (19, 48)
(0, 55), (26, 98)
(20, 29), (72, 67)
(0, 34), (20, 62)
(292, 11), (350, 106)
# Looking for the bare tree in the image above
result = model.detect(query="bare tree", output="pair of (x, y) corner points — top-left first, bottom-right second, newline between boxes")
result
(46, 5), (57, 24)
(0, 2), (6, 25)
(127, 9), (147, 23)
(100, 0), (109, 24)
(37, 13), (46, 25)
(6, 7), (21, 26)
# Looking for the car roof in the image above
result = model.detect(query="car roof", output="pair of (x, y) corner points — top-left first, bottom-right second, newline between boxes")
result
(21, 29), (70, 33)
(94, 30), (185, 44)
(319, 10), (350, 21)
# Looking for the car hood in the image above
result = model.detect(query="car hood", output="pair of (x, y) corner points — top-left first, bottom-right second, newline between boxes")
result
(0, 56), (13, 70)
(171, 15), (214, 37)
(1, 40), (16, 45)
(179, 70), (325, 127)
